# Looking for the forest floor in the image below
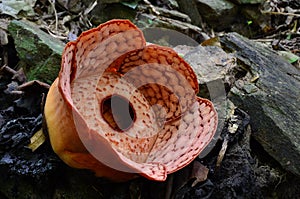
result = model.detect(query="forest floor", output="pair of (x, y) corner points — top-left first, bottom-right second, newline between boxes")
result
(0, 0), (299, 198)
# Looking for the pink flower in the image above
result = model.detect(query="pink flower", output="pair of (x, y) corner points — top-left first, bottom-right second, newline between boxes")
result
(44, 19), (218, 182)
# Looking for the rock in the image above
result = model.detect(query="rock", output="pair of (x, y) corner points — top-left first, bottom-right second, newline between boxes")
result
(220, 32), (300, 176)
(183, 45), (236, 85)
(136, 13), (209, 43)
(89, 3), (137, 25)
(137, 4), (191, 23)
(8, 19), (65, 84)
(0, 0), (36, 18)
(190, 0), (265, 37)
(241, 4), (272, 33)
(176, 0), (203, 26)
(195, 0), (238, 31)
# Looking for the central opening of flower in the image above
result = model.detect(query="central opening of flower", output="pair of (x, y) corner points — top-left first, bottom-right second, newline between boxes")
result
(101, 95), (135, 132)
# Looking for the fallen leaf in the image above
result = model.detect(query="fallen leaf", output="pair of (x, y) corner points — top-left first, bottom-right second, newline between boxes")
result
(28, 128), (46, 151)
(278, 50), (299, 64)
(191, 161), (209, 187)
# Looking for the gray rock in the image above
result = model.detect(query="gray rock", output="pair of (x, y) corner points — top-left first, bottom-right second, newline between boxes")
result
(220, 32), (300, 176)
(195, 0), (238, 31)
(89, 3), (137, 25)
(176, 0), (203, 26)
(184, 45), (236, 85)
(136, 13), (209, 43)
(8, 19), (64, 84)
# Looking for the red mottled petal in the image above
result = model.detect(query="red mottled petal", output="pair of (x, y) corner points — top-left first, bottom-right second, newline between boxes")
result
(59, 19), (146, 108)
(107, 45), (199, 123)
(94, 72), (159, 163)
(109, 45), (199, 92)
(147, 97), (218, 173)
(74, 115), (168, 181)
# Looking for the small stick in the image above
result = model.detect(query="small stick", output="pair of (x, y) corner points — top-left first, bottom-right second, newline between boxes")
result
(143, 0), (160, 15)
(48, 0), (58, 32)
(261, 10), (300, 17)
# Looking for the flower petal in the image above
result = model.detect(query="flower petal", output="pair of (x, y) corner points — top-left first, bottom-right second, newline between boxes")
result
(107, 45), (199, 122)
(94, 71), (160, 163)
(59, 19), (146, 108)
(146, 97), (218, 173)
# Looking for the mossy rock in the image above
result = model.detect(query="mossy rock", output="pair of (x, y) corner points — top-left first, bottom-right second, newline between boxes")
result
(8, 19), (65, 84)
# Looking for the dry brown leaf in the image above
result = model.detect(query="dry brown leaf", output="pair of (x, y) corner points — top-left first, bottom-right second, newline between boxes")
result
(28, 128), (46, 152)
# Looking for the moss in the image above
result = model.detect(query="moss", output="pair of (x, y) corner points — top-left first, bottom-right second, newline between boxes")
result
(8, 19), (64, 83)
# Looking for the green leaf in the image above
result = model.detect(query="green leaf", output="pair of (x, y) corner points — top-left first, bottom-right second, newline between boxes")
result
(278, 51), (299, 64)
(286, 34), (292, 40)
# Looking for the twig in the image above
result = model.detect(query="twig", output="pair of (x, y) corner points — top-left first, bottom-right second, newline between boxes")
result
(216, 136), (228, 167)
(46, 28), (67, 40)
(48, 0), (58, 33)
(251, 38), (274, 42)
(0, 65), (16, 75)
(261, 10), (300, 17)
(84, 0), (97, 15)
(143, 0), (160, 15)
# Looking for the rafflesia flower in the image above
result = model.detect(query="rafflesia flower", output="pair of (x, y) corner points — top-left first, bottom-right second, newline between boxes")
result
(44, 19), (218, 182)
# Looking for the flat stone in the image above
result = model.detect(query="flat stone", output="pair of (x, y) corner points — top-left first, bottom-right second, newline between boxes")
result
(220, 32), (300, 176)
(8, 19), (64, 84)
(183, 45), (236, 85)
